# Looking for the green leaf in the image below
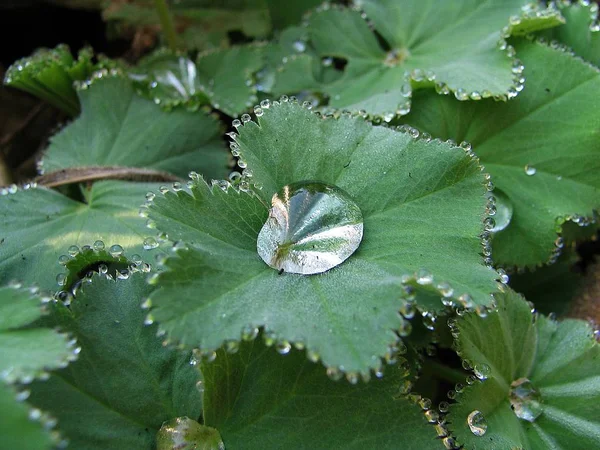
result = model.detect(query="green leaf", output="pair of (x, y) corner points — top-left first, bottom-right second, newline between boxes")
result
(194, 45), (265, 117)
(147, 100), (499, 374)
(3, 44), (115, 116)
(539, 0), (600, 67)
(202, 338), (437, 449)
(0, 284), (74, 382)
(401, 39), (600, 268)
(303, 0), (561, 119)
(157, 417), (224, 450)
(0, 181), (161, 292)
(41, 73), (227, 178)
(132, 45), (266, 117)
(265, 0), (323, 30)
(447, 289), (600, 449)
(0, 383), (57, 450)
(104, 0), (271, 50)
(509, 250), (583, 317)
(132, 49), (210, 109)
(27, 272), (202, 450)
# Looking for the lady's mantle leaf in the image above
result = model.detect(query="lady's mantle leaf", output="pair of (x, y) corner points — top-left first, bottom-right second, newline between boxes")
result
(157, 417), (224, 450)
(401, 40), (600, 268)
(539, 0), (600, 67)
(447, 289), (600, 449)
(27, 272), (202, 450)
(3, 44), (114, 116)
(303, 0), (561, 119)
(133, 45), (265, 117)
(201, 338), (436, 449)
(0, 383), (56, 450)
(41, 74), (226, 179)
(0, 181), (162, 292)
(147, 100), (498, 374)
(0, 285), (74, 449)
(0, 284), (74, 383)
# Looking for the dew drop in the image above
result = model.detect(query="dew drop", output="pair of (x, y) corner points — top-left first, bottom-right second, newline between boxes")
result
(292, 40), (306, 52)
(109, 244), (124, 257)
(143, 237), (159, 250)
(58, 255), (70, 266)
(67, 245), (80, 257)
(56, 273), (66, 286)
(524, 164), (537, 176)
(486, 190), (513, 233)
(257, 181), (363, 275)
(467, 410), (488, 436)
(509, 377), (543, 422)
(93, 240), (105, 251)
(474, 363), (491, 380)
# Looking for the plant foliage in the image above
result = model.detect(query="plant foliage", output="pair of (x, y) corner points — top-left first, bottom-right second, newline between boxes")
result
(1, 1), (599, 449)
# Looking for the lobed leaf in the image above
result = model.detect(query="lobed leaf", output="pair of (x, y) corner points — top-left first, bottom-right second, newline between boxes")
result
(301, 0), (562, 119)
(3, 44), (116, 116)
(0, 284), (75, 383)
(41, 74), (227, 178)
(0, 383), (56, 450)
(0, 181), (162, 292)
(539, 0), (600, 67)
(447, 289), (600, 449)
(27, 272), (203, 450)
(401, 39), (600, 268)
(201, 338), (437, 449)
(147, 100), (499, 375)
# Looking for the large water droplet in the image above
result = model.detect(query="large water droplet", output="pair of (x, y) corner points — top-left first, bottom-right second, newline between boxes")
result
(257, 181), (363, 275)
(510, 377), (543, 422)
(486, 190), (513, 233)
(467, 410), (488, 436)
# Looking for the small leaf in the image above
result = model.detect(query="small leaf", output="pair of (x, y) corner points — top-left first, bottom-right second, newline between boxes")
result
(448, 289), (600, 448)
(157, 417), (224, 450)
(0, 181), (162, 291)
(401, 39), (600, 268)
(0, 383), (56, 450)
(0, 284), (74, 383)
(41, 73), (226, 178)
(539, 0), (600, 67)
(202, 338), (437, 449)
(27, 272), (203, 450)
(147, 100), (498, 374)
(3, 44), (115, 116)
(303, 0), (561, 119)
(195, 45), (265, 117)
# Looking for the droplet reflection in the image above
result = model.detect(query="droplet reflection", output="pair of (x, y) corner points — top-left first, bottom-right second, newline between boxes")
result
(257, 181), (363, 275)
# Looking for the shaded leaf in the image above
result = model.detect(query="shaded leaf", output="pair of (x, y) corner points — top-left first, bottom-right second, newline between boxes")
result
(147, 100), (498, 374)
(27, 272), (202, 450)
(539, 0), (600, 67)
(0, 284), (74, 383)
(3, 44), (116, 116)
(509, 250), (583, 316)
(0, 181), (161, 292)
(41, 74), (227, 178)
(401, 39), (600, 268)
(448, 289), (600, 449)
(0, 383), (56, 450)
(157, 417), (224, 450)
(202, 338), (437, 449)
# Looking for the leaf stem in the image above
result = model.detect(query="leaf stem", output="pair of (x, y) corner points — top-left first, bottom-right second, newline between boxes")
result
(153, 0), (179, 51)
